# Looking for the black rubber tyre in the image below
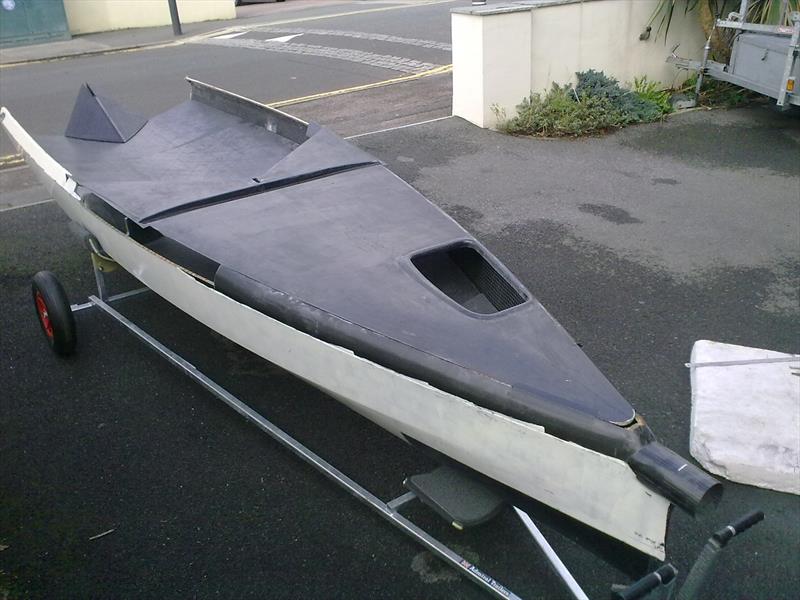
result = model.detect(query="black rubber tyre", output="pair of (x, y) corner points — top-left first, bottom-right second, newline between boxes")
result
(31, 271), (77, 356)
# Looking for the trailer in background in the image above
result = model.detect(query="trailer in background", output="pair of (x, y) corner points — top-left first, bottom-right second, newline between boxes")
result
(669, 0), (799, 108)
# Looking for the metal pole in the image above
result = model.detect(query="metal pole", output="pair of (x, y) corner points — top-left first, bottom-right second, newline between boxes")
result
(513, 507), (590, 600)
(738, 0), (750, 22)
(776, 13), (800, 106)
(88, 294), (522, 600)
(695, 34), (712, 99)
(167, 0), (182, 36)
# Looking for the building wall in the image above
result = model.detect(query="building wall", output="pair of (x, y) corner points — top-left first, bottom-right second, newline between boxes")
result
(452, 0), (707, 128)
(63, 0), (236, 35)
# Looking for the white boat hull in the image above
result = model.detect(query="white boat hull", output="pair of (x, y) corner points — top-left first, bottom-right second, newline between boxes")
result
(1, 108), (671, 559)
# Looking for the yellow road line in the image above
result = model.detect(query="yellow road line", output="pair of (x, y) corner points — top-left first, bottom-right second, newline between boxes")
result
(268, 64), (452, 108)
(0, 153), (25, 169)
(0, 0), (457, 69)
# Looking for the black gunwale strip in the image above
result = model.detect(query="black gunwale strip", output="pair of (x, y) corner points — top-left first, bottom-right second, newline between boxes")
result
(139, 161), (379, 225)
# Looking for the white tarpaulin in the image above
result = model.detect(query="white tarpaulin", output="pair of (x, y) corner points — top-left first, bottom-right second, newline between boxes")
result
(689, 340), (800, 495)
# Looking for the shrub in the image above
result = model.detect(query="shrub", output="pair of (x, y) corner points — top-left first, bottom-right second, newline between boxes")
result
(633, 76), (673, 115)
(499, 85), (624, 137)
(575, 69), (665, 124)
(498, 70), (673, 137)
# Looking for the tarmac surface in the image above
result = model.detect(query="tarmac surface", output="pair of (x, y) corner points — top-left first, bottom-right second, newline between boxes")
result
(1, 1), (799, 598)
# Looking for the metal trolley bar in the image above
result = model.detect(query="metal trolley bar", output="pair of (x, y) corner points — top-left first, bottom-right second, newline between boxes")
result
(66, 264), (760, 600)
(83, 293), (524, 600)
(514, 507), (590, 600)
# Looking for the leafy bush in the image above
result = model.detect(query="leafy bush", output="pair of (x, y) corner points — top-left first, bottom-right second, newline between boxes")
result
(575, 70), (665, 124)
(499, 85), (624, 137)
(498, 70), (671, 137)
(633, 76), (673, 115)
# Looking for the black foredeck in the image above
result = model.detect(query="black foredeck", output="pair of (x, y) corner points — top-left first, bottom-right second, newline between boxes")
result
(39, 84), (637, 429)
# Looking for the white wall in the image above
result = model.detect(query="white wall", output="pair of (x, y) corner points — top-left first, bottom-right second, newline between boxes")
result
(452, 0), (707, 128)
(453, 9), (532, 128)
(64, 0), (236, 35)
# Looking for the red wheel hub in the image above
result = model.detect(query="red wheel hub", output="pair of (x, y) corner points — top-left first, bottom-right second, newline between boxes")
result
(35, 291), (54, 339)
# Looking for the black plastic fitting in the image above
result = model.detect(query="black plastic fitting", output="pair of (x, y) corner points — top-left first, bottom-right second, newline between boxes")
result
(627, 442), (723, 515)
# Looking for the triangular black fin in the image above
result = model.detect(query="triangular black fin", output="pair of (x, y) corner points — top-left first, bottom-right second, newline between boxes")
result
(65, 83), (147, 143)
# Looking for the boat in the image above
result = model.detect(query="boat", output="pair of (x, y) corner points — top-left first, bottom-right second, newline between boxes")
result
(0, 79), (721, 560)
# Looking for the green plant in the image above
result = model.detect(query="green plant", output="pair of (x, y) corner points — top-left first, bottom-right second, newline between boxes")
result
(679, 74), (756, 106)
(498, 70), (674, 138)
(633, 76), (673, 114)
(748, 0), (800, 24)
(649, 0), (800, 42)
(499, 85), (625, 137)
(648, 0), (702, 41)
(575, 70), (667, 123)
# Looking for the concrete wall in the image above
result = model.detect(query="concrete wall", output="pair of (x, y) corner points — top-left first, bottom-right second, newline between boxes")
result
(64, 0), (236, 35)
(452, 0), (707, 128)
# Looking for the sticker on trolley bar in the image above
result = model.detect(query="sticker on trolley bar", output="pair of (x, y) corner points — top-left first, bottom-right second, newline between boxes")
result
(460, 559), (511, 597)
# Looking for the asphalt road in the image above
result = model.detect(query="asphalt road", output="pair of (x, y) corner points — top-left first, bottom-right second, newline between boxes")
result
(1, 1), (799, 598)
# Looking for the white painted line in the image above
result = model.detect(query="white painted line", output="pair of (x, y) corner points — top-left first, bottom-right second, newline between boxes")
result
(264, 33), (304, 43)
(0, 198), (53, 213)
(196, 37), (439, 74)
(345, 115), (453, 140)
(254, 27), (451, 51)
(211, 30), (247, 40)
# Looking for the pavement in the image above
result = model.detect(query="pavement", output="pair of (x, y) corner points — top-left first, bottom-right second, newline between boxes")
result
(1, 1), (799, 598)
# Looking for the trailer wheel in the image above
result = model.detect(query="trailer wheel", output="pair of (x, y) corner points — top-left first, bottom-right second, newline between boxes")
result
(31, 271), (77, 356)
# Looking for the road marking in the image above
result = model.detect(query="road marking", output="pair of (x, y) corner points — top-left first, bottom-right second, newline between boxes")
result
(345, 116), (453, 140)
(0, 39), (184, 69)
(197, 37), (439, 74)
(0, 152), (25, 169)
(211, 30), (247, 40)
(253, 27), (451, 51)
(263, 33), (304, 43)
(0, 198), (53, 213)
(0, 0), (457, 69)
(226, 0), (458, 30)
(268, 64), (451, 107)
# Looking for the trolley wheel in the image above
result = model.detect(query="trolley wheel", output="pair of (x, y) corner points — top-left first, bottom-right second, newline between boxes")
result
(31, 271), (77, 356)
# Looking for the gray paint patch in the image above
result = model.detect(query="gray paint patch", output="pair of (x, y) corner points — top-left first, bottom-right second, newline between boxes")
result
(578, 203), (642, 224)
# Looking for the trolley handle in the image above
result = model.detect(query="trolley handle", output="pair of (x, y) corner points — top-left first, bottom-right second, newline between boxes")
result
(612, 564), (677, 600)
(712, 510), (764, 547)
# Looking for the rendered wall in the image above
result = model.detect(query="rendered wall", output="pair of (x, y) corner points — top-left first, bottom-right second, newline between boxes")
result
(452, 10), (532, 129)
(63, 0), (236, 35)
(452, 0), (707, 128)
